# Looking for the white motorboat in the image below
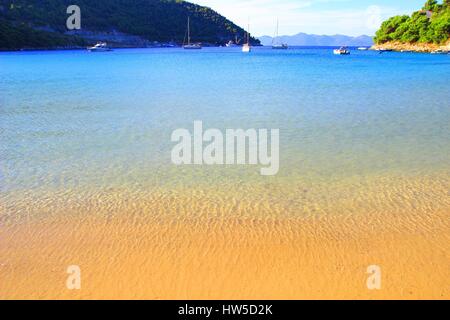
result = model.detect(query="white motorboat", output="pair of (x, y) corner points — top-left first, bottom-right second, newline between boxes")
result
(334, 46), (350, 55)
(87, 42), (112, 52)
(225, 41), (239, 47)
(357, 47), (369, 51)
(226, 36), (241, 47)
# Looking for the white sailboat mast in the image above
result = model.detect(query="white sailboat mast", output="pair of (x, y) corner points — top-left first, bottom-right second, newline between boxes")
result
(247, 22), (250, 45)
(273, 19), (279, 45)
(187, 17), (191, 45)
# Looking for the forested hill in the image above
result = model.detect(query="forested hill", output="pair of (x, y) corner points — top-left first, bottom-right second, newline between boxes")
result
(0, 0), (260, 50)
(375, 0), (450, 45)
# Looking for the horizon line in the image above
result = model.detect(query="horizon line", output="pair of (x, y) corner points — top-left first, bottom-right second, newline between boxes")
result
(256, 32), (375, 38)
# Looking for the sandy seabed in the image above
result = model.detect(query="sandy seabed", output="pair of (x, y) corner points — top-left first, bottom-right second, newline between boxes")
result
(0, 173), (449, 300)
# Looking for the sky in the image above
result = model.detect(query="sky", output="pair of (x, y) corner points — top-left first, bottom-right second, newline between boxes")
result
(192, 0), (429, 37)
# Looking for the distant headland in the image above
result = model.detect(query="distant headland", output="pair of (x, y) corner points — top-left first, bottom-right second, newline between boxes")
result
(372, 0), (450, 52)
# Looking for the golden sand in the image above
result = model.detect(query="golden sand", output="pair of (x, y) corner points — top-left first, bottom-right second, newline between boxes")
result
(0, 173), (449, 300)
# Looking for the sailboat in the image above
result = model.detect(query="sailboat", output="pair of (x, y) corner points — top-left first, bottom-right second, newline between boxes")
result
(242, 23), (252, 53)
(183, 17), (202, 50)
(272, 20), (288, 50)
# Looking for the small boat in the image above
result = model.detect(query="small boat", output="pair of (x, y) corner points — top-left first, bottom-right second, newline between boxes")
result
(272, 43), (288, 50)
(225, 41), (239, 48)
(334, 46), (350, 55)
(183, 17), (202, 50)
(183, 44), (202, 50)
(377, 48), (393, 53)
(87, 42), (112, 52)
(226, 36), (241, 47)
(357, 47), (369, 51)
(431, 49), (448, 54)
(272, 20), (288, 50)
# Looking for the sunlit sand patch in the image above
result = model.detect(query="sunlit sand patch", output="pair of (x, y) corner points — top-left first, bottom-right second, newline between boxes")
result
(0, 173), (449, 299)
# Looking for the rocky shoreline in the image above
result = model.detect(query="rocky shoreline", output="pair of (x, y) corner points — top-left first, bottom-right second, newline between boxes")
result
(371, 40), (450, 53)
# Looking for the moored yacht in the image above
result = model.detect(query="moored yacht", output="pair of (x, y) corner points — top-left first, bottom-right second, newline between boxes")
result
(184, 43), (202, 50)
(272, 43), (288, 50)
(272, 20), (288, 50)
(242, 23), (252, 53)
(183, 17), (202, 50)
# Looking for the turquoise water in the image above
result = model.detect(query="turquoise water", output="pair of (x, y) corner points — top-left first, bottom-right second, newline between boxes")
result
(1, 47), (449, 193)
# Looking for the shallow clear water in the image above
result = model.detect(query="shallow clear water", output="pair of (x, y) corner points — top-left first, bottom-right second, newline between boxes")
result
(1, 47), (449, 194)
(2, 47), (449, 300)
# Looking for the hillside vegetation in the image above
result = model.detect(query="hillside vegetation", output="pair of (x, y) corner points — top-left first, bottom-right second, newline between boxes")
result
(0, 0), (259, 50)
(375, 0), (450, 45)
(0, 18), (87, 49)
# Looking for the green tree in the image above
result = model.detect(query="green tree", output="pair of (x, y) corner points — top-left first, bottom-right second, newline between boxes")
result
(374, 15), (409, 43)
(428, 10), (450, 42)
(375, 0), (449, 45)
(0, 0), (261, 50)
(423, 0), (439, 11)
